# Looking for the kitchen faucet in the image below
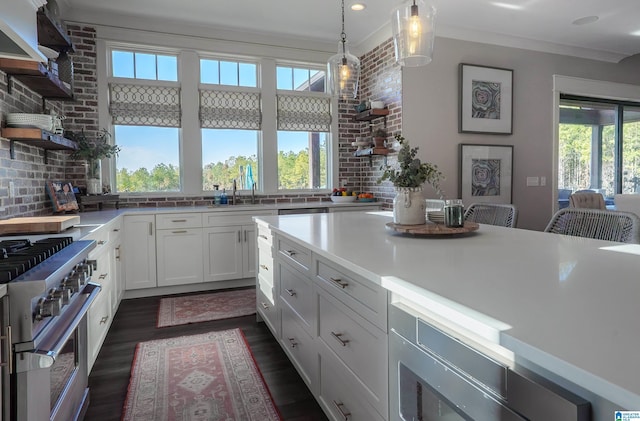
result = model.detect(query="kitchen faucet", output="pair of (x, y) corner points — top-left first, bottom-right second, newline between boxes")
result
(251, 182), (256, 204)
(232, 179), (238, 205)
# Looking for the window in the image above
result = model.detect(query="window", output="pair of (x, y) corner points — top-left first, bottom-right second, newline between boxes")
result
(558, 95), (640, 205)
(105, 43), (334, 195)
(276, 64), (330, 190)
(109, 48), (181, 193)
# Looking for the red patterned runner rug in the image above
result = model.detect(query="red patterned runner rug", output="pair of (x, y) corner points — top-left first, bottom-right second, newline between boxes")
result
(121, 329), (281, 421)
(157, 288), (256, 328)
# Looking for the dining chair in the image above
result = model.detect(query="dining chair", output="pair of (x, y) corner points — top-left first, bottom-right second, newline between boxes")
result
(569, 191), (606, 209)
(464, 203), (518, 228)
(544, 208), (640, 244)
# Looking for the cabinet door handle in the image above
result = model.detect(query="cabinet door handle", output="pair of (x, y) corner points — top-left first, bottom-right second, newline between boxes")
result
(259, 234), (268, 240)
(330, 277), (348, 288)
(261, 302), (269, 310)
(171, 219), (187, 222)
(260, 264), (269, 271)
(97, 240), (106, 245)
(283, 250), (296, 257)
(149, 222), (153, 236)
(244, 230), (247, 242)
(113, 228), (119, 232)
(172, 230), (187, 234)
(0, 326), (12, 374)
(332, 401), (351, 420)
(99, 273), (108, 280)
(99, 315), (109, 325)
(238, 231), (241, 243)
(287, 337), (298, 348)
(330, 331), (349, 346)
(285, 288), (296, 297)
(115, 246), (121, 260)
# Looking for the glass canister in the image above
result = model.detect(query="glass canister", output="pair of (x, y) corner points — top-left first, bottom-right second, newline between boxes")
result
(444, 199), (464, 227)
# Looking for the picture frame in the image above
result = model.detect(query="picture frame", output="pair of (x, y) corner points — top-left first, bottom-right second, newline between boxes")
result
(46, 180), (79, 212)
(459, 144), (513, 205)
(459, 63), (513, 134)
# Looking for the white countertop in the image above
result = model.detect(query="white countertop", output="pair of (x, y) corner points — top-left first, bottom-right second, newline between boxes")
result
(255, 211), (640, 411)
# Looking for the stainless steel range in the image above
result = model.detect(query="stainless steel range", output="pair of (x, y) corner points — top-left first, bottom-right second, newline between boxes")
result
(0, 237), (100, 421)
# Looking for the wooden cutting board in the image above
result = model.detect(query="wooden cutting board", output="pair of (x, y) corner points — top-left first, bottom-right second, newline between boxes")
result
(0, 215), (80, 235)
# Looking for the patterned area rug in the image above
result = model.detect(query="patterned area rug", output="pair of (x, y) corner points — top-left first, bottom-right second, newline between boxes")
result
(121, 329), (281, 421)
(157, 288), (256, 328)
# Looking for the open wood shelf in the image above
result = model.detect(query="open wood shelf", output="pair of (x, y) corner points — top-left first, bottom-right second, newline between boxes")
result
(353, 108), (389, 122)
(1, 127), (78, 150)
(353, 147), (390, 157)
(0, 59), (73, 99)
(37, 8), (75, 53)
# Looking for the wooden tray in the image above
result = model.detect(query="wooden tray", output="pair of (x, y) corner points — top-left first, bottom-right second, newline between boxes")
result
(386, 221), (479, 236)
(0, 215), (80, 234)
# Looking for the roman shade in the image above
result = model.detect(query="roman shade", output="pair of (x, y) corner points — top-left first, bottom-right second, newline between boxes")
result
(109, 83), (181, 127)
(276, 94), (331, 132)
(199, 89), (261, 130)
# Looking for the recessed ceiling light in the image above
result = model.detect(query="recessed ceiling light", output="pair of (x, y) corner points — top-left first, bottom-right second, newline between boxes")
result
(491, 2), (522, 10)
(632, 30), (640, 37)
(351, 3), (366, 11)
(572, 15), (599, 26)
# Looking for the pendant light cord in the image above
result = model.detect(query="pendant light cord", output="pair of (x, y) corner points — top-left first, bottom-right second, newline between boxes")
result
(340, 0), (347, 58)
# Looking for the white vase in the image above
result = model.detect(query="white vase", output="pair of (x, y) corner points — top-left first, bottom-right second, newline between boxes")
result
(393, 187), (426, 225)
(86, 159), (102, 195)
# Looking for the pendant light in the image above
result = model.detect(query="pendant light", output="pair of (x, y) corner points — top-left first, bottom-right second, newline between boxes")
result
(391, 0), (436, 67)
(327, 0), (360, 100)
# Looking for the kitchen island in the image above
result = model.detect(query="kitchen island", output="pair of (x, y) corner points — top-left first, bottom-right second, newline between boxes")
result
(254, 210), (640, 420)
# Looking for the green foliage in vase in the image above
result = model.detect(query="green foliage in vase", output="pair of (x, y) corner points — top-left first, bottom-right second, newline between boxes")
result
(378, 134), (444, 196)
(67, 129), (121, 161)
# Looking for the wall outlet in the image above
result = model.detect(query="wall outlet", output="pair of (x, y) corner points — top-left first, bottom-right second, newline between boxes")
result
(8, 181), (15, 198)
(540, 176), (547, 186)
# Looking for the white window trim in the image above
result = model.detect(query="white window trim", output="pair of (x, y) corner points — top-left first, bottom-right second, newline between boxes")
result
(97, 39), (337, 197)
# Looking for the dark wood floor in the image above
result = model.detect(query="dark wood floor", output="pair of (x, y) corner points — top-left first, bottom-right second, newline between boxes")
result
(84, 288), (328, 421)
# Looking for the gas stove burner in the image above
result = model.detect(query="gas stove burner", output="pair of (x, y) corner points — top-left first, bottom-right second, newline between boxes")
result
(0, 237), (74, 283)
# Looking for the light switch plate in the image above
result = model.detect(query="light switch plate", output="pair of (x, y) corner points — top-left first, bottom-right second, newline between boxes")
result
(526, 177), (539, 187)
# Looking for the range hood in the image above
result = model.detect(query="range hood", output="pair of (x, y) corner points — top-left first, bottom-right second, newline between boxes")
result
(0, 0), (47, 61)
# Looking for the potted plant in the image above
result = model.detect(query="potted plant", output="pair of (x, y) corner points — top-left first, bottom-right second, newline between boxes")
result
(378, 133), (444, 224)
(67, 128), (120, 195)
(372, 127), (388, 148)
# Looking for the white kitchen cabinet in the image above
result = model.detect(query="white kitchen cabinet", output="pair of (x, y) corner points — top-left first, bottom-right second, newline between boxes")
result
(280, 304), (317, 391)
(256, 219), (279, 337)
(156, 228), (204, 286)
(123, 215), (157, 290)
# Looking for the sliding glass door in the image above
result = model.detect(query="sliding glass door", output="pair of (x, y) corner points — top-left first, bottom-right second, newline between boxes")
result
(558, 95), (640, 208)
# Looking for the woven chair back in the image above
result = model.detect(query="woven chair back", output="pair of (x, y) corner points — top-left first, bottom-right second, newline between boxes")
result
(544, 208), (640, 244)
(464, 203), (518, 228)
(569, 192), (606, 209)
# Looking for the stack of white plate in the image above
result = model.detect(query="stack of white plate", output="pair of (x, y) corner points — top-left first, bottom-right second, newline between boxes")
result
(428, 210), (445, 224)
(6, 113), (54, 131)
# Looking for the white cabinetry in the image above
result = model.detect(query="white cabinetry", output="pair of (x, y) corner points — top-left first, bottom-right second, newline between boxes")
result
(203, 210), (276, 282)
(156, 213), (204, 287)
(256, 220), (279, 337)
(264, 231), (388, 421)
(85, 218), (123, 372)
(123, 215), (156, 290)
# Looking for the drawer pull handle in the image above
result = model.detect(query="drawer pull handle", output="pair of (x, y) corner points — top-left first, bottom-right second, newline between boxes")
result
(99, 273), (108, 280)
(172, 230), (188, 234)
(287, 337), (298, 348)
(113, 228), (119, 232)
(285, 288), (296, 297)
(261, 302), (269, 310)
(331, 331), (349, 346)
(332, 401), (351, 420)
(260, 264), (269, 271)
(259, 234), (268, 239)
(330, 277), (348, 288)
(171, 219), (187, 222)
(283, 250), (296, 257)
(97, 240), (106, 245)
(115, 246), (121, 261)
(99, 316), (109, 325)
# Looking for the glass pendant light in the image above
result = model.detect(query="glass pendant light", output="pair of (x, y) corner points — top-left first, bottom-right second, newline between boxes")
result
(327, 0), (360, 100)
(391, 0), (436, 67)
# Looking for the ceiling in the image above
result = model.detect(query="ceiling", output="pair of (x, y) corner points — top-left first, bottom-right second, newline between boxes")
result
(60, 0), (640, 63)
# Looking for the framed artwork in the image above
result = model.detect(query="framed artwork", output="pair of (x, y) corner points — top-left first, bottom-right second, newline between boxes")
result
(46, 180), (79, 212)
(459, 63), (513, 134)
(459, 144), (513, 205)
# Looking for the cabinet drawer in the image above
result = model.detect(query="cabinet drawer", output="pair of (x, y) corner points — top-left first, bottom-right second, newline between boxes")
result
(318, 344), (386, 421)
(257, 278), (279, 337)
(257, 248), (274, 286)
(318, 293), (387, 414)
(281, 305), (317, 390)
(204, 210), (276, 227)
(277, 236), (311, 273)
(155, 213), (202, 229)
(256, 222), (273, 245)
(279, 262), (315, 335)
(315, 257), (387, 330)
(108, 217), (123, 243)
(88, 285), (111, 371)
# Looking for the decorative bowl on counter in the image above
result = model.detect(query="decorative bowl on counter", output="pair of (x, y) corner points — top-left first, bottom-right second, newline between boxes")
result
(330, 195), (357, 203)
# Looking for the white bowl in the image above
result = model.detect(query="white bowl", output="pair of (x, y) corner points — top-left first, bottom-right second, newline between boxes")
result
(330, 195), (357, 203)
(370, 100), (385, 109)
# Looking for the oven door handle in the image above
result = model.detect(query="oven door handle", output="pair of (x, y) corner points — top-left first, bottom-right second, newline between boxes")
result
(15, 282), (102, 373)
